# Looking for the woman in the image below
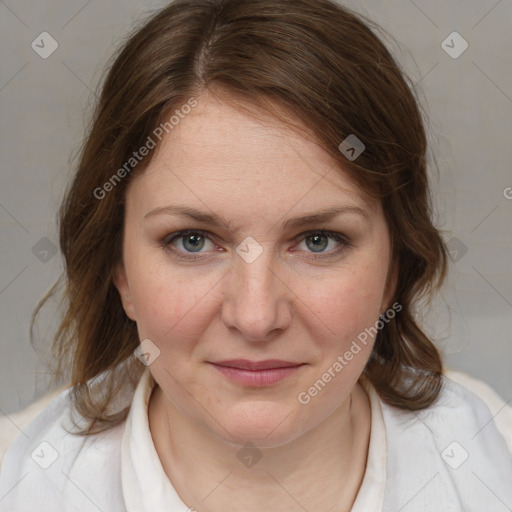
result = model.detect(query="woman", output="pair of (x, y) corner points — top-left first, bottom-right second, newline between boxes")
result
(1, 0), (511, 510)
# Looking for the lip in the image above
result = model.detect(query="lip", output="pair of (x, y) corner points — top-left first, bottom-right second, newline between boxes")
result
(209, 359), (306, 386)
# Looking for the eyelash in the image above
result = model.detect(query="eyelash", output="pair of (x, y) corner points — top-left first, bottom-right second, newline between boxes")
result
(161, 229), (352, 261)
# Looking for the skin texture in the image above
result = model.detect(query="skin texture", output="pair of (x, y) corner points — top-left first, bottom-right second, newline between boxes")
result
(114, 89), (396, 511)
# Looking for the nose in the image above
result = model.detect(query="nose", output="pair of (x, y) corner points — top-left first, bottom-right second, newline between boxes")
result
(220, 248), (293, 342)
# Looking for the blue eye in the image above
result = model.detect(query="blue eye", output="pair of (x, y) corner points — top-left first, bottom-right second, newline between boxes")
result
(161, 229), (351, 261)
(178, 232), (206, 252)
(164, 230), (215, 257)
(295, 231), (351, 258)
(303, 233), (334, 252)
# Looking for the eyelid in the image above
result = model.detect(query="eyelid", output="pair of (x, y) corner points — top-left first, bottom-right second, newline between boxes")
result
(292, 229), (349, 243)
(290, 230), (352, 259)
(162, 229), (219, 261)
(163, 229), (213, 246)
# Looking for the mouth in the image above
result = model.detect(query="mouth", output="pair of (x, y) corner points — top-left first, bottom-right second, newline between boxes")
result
(209, 359), (306, 386)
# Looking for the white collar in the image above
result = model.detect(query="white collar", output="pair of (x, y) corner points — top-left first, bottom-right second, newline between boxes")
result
(121, 368), (188, 511)
(121, 368), (386, 511)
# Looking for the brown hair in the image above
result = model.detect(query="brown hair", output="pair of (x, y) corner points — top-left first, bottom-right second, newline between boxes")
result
(36, 0), (448, 434)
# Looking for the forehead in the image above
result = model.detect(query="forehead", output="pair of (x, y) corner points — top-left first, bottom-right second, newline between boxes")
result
(127, 91), (379, 220)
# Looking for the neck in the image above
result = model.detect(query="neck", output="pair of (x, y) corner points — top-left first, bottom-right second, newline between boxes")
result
(149, 383), (371, 512)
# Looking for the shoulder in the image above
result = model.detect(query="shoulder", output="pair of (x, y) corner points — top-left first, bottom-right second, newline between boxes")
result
(381, 369), (511, 440)
(0, 386), (128, 511)
(381, 369), (512, 455)
(443, 369), (512, 453)
(379, 370), (512, 511)
(0, 385), (66, 467)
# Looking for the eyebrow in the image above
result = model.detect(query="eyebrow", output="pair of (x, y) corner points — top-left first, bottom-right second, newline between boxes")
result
(144, 204), (370, 230)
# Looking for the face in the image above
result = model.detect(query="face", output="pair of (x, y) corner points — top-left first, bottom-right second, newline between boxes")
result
(115, 90), (395, 447)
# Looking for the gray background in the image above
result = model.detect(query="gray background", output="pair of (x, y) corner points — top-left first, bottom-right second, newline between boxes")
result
(0, 0), (511, 415)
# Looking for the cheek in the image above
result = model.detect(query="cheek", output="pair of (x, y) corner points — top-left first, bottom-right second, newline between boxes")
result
(299, 262), (388, 345)
(292, 266), (385, 412)
(128, 258), (223, 344)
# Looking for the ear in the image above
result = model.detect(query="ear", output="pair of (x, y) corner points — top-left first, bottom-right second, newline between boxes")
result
(381, 258), (399, 314)
(113, 263), (137, 321)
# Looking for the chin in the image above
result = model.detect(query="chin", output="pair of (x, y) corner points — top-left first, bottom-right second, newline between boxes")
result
(210, 403), (303, 448)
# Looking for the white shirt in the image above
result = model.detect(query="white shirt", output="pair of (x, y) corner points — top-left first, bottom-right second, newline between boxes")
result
(1, 368), (511, 511)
